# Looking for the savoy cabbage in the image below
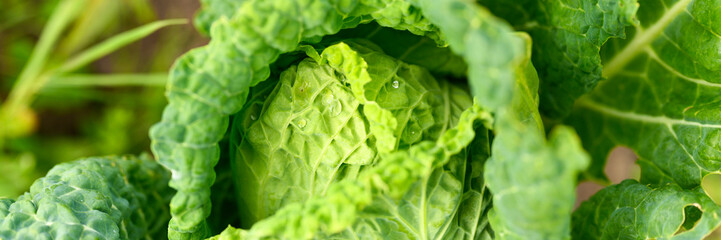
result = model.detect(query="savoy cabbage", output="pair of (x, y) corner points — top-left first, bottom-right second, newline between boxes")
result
(2, 0), (721, 239)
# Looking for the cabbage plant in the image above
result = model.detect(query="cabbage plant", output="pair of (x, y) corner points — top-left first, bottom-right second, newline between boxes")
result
(2, 0), (721, 239)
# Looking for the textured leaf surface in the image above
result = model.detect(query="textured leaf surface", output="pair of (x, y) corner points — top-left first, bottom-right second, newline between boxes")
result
(229, 58), (377, 227)
(149, 0), (448, 238)
(212, 0), (525, 239)
(487, 125), (589, 240)
(449, 129), (495, 240)
(484, 35), (590, 240)
(336, 128), (494, 240)
(334, 146), (482, 240)
(479, 0), (639, 117)
(567, 0), (721, 187)
(154, 0), (614, 239)
(229, 40), (472, 228)
(573, 180), (721, 239)
(0, 155), (173, 240)
(194, 0), (246, 35)
(211, 102), (492, 240)
(325, 42), (482, 239)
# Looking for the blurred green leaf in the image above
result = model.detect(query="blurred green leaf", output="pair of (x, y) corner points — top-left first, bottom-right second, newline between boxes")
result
(57, 0), (124, 57)
(57, 18), (187, 74)
(3, 0), (87, 116)
(44, 73), (167, 88)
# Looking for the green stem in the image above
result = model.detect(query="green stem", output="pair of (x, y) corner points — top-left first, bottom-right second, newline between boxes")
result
(43, 73), (168, 88)
(0, 0), (86, 148)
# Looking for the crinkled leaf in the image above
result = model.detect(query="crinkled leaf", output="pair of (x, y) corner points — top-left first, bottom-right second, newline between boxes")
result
(194, 0), (246, 35)
(228, 47), (381, 227)
(229, 38), (479, 234)
(211, 103), (492, 240)
(572, 180), (721, 239)
(486, 125), (589, 240)
(212, 32), (494, 240)
(483, 34), (590, 239)
(336, 128), (494, 240)
(0, 198), (13, 219)
(0, 155), (173, 240)
(320, 40), (462, 150)
(149, 0), (451, 238)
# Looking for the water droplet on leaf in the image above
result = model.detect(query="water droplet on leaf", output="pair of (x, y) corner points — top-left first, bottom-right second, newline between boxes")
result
(322, 92), (334, 104)
(329, 100), (342, 116)
(391, 80), (400, 89)
(298, 119), (307, 128)
(250, 114), (257, 120)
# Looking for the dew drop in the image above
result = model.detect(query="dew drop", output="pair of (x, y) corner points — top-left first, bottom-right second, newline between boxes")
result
(391, 80), (400, 89)
(250, 114), (257, 120)
(298, 119), (307, 128)
(410, 130), (416, 135)
(329, 100), (342, 116)
(322, 92), (334, 104)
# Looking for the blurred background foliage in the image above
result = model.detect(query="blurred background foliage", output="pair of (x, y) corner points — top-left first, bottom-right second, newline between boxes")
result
(0, 0), (206, 198)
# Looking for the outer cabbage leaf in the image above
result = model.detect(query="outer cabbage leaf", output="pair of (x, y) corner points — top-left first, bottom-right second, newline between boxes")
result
(479, 0), (639, 117)
(413, 0), (525, 112)
(194, 0), (246, 35)
(567, 0), (721, 187)
(572, 180), (721, 239)
(0, 198), (12, 219)
(149, 0), (451, 238)
(0, 155), (173, 240)
(487, 125), (589, 240)
(483, 34), (591, 240)
(206, 128), (242, 235)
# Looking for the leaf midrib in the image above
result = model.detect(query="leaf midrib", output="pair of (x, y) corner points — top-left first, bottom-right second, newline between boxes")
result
(602, 0), (692, 78)
(576, 98), (721, 129)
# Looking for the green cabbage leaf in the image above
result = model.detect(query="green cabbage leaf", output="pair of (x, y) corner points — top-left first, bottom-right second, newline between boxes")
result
(0, 155), (173, 240)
